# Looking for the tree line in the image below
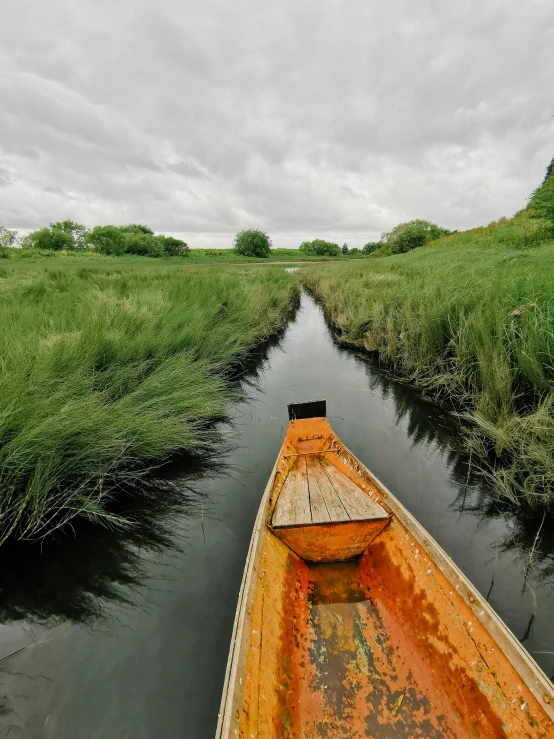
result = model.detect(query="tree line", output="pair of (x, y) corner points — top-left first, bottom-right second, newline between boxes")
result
(0, 218), (453, 259)
(0, 221), (189, 257)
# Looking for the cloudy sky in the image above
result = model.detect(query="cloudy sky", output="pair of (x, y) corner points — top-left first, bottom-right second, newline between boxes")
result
(1, 0), (553, 248)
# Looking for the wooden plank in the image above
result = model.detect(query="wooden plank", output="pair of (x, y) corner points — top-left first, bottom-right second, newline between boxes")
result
(321, 458), (388, 521)
(307, 457), (350, 522)
(272, 456), (311, 527)
(305, 457), (331, 524)
(292, 456), (312, 525)
(271, 459), (297, 527)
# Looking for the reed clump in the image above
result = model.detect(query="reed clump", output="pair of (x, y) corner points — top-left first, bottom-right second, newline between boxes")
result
(301, 211), (554, 509)
(0, 258), (299, 543)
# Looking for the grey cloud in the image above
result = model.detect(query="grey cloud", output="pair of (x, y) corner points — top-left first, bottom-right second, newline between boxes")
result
(0, 0), (553, 247)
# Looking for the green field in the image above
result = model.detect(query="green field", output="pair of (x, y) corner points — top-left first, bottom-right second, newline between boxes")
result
(0, 256), (299, 543)
(301, 191), (554, 509)
(187, 248), (365, 262)
(0, 246), (367, 264)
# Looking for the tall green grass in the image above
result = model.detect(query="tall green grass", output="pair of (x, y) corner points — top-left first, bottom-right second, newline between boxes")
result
(0, 257), (299, 543)
(301, 212), (554, 509)
(0, 246), (367, 264)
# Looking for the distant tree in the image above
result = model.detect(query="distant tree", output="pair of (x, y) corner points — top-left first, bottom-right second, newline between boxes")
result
(362, 242), (380, 255)
(120, 231), (152, 256)
(349, 247), (360, 255)
(342, 243), (349, 255)
(28, 226), (74, 251)
(156, 235), (189, 256)
(381, 219), (451, 254)
(144, 236), (165, 258)
(0, 227), (17, 248)
(299, 241), (315, 255)
(299, 239), (340, 256)
(88, 225), (127, 255)
(120, 224), (155, 236)
(234, 229), (272, 258)
(50, 220), (88, 249)
(19, 234), (35, 249)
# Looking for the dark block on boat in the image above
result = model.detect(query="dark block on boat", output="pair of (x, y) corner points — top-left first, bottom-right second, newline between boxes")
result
(288, 399), (326, 420)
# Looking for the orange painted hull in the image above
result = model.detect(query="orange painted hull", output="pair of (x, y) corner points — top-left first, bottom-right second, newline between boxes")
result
(217, 414), (554, 738)
(273, 519), (389, 562)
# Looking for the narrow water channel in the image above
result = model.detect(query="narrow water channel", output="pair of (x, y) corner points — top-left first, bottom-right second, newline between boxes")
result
(0, 292), (553, 738)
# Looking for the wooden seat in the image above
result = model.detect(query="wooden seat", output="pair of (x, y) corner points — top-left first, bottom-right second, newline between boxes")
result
(271, 455), (389, 561)
(272, 455), (388, 528)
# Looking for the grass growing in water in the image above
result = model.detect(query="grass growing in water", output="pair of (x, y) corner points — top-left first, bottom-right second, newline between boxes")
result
(0, 257), (299, 543)
(301, 213), (554, 509)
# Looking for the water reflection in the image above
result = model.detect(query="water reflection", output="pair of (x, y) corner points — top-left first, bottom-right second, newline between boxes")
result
(0, 457), (226, 735)
(0, 293), (552, 738)
(0, 474), (206, 626)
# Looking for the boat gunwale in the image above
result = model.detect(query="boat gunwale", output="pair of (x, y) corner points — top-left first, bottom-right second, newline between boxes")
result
(216, 418), (554, 737)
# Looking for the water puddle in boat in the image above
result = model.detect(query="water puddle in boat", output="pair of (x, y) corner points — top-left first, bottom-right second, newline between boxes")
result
(0, 292), (552, 738)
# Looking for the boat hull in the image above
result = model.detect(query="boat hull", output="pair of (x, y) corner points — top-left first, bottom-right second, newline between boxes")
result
(216, 416), (554, 738)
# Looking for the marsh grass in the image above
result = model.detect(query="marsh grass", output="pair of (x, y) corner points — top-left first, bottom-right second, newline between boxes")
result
(0, 257), (299, 543)
(301, 219), (554, 508)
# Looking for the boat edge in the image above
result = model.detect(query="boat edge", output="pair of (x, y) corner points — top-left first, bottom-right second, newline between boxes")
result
(215, 454), (281, 738)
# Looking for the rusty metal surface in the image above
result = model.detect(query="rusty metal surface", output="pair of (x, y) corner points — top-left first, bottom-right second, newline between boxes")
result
(239, 530), (553, 737)
(273, 519), (389, 562)
(220, 416), (554, 738)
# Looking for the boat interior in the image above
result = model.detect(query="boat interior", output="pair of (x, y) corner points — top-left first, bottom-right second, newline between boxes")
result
(222, 402), (554, 738)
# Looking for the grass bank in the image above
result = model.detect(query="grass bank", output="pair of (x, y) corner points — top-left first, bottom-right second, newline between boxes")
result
(0, 256), (299, 543)
(301, 214), (554, 509)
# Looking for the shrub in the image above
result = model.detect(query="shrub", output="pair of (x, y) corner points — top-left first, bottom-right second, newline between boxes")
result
(349, 247), (360, 255)
(22, 221), (89, 251)
(120, 224), (154, 236)
(28, 226), (74, 251)
(51, 220), (88, 249)
(362, 242), (380, 255)
(15, 220), (189, 258)
(146, 236), (165, 258)
(299, 239), (340, 256)
(121, 231), (152, 256)
(0, 227), (17, 248)
(155, 235), (189, 256)
(103, 225), (189, 257)
(88, 226), (127, 255)
(381, 219), (451, 254)
(234, 229), (272, 258)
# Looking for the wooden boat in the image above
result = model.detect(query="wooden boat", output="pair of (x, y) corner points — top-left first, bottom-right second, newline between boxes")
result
(217, 401), (554, 738)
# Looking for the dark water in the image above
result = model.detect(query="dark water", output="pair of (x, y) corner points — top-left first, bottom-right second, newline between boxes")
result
(1, 293), (553, 738)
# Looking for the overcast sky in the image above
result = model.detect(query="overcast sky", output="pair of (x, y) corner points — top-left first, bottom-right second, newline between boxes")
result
(1, 0), (553, 248)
